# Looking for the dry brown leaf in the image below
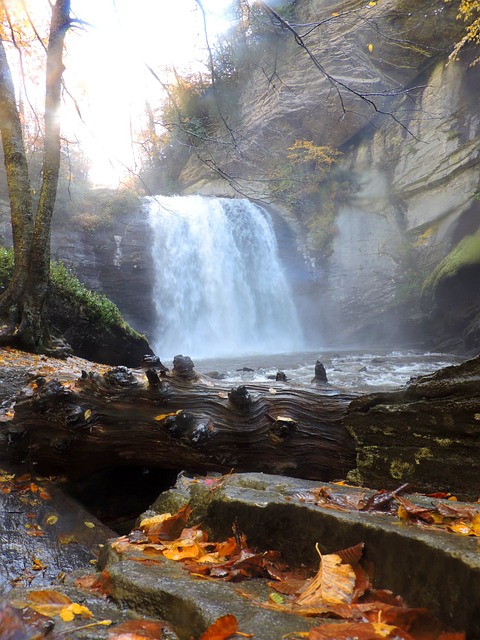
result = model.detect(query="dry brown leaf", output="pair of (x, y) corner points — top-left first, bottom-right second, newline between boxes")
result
(308, 621), (411, 639)
(140, 503), (190, 542)
(297, 545), (356, 606)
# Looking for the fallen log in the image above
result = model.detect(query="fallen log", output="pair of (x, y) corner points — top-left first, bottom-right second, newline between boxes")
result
(4, 366), (357, 483)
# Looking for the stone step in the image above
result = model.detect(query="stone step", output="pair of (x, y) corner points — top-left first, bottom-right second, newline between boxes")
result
(99, 472), (479, 639)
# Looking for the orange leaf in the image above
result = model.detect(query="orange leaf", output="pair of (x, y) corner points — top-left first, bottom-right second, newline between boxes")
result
(199, 614), (238, 640)
(140, 504), (190, 542)
(309, 621), (411, 639)
(108, 619), (173, 639)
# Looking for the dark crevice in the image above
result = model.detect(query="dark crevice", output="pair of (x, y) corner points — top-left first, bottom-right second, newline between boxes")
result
(60, 465), (179, 534)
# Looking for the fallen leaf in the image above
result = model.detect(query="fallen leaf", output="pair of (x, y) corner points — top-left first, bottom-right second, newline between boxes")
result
(309, 621), (408, 639)
(139, 503), (190, 542)
(153, 412), (177, 421)
(31, 557), (47, 571)
(108, 619), (174, 639)
(45, 515), (58, 526)
(297, 545), (356, 606)
(60, 602), (94, 622)
(11, 589), (93, 622)
(199, 614), (239, 640)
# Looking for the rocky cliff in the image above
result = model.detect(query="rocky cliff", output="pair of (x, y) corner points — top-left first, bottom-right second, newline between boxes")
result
(162, 0), (480, 353)
(1, 0), (478, 356)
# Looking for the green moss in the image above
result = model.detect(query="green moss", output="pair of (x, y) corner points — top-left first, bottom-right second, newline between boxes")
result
(390, 459), (415, 480)
(0, 248), (141, 340)
(49, 261), (139, 337)
(435, 438), (453, 447)
(414, 447), (433, 464)
(0, 246), (14, 284)
(423, 228), (480, 294)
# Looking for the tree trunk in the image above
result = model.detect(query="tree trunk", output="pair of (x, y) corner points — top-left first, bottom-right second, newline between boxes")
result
(0, 0), (71, 352)
(7, 368), (357, 483)
(0, 36), (34, 338)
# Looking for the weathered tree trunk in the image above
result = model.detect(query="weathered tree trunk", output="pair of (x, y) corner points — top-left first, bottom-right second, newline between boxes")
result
(6, 367), (357, 483)
(0, 0), (71, 352)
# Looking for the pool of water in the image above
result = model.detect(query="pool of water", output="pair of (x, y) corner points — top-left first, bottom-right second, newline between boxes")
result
(171, 349), (466, 392)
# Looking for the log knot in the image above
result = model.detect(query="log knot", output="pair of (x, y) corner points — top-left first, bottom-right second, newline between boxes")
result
(228, 385), (252, 413)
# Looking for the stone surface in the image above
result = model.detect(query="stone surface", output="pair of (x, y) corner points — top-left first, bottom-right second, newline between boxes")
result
(164, 0), (480, 352)
(346, 354), (480, 499)
(99, 548), (317, 640)
(100, 471), (479, 637)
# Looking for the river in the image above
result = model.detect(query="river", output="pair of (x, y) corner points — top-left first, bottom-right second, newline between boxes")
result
(179, 349), (465, 393)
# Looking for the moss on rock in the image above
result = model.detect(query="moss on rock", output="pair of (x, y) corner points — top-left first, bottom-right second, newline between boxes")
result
(0, 248), (152, 366)
(423, 228), (480, 295)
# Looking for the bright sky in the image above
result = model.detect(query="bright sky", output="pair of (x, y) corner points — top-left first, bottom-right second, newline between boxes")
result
(65, 0), (234, 186)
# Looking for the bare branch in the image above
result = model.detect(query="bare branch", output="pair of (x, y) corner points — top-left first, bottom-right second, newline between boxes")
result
(257, 1), (422, 140)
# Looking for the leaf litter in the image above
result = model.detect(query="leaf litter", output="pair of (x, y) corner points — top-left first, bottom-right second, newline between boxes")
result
(74, 500), (466, 640)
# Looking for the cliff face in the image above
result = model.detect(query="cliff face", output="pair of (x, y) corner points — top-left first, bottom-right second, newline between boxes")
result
(1, 0), (478, 356)
(170, 0), (480, 353)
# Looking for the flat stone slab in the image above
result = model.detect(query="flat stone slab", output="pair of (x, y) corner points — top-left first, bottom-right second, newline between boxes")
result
(99, 472), (479, 638)
(100, 547), (318, 640)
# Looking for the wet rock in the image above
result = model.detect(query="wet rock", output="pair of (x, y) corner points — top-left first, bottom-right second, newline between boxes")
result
(204, 371), (226, 380)
(144, 472), (480, 637)
(0, 463), (114, 595)
(311, 360), (328, 384)
(346, 355), (480, 499)
(172, 355), (196, 380)
(98, 537), (318, 640)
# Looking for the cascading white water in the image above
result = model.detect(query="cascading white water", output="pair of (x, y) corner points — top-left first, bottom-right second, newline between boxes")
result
(146, 195), (304, 359)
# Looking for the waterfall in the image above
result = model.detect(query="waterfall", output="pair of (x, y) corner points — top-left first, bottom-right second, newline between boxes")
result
(146, 195), (304, 359)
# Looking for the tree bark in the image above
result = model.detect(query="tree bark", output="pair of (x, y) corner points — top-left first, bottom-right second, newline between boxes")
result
(0, 0), (71, 352)
(7, 368), (357, 483)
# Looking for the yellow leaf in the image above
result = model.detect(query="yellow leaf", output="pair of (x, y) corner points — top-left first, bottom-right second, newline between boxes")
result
(46, 515), (58, 526)
(84, 521), (95, 528)
(139, 513), (172, 528)
(372, 622), (400, 637)
(449, 522), (473, 536)
(397, 505), (409, 520)
(84, 409), (92, 420)
(162, 541), (203, 561)
(368, 43), (374, 52)
(154, 412), (177, 421)
(32, 557), (47, 571)
(368, 1), (377, 5)
(12, 589), (92, 622)
(59, 603), (93, 622)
